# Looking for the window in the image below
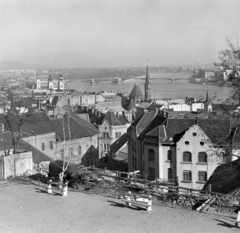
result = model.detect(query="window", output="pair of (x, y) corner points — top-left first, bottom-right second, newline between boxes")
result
(167, 150), (172, 160)
(149, 167), (155, 180)
(148, 149), (155, 161)
(168, 168), (172, 179)
(185, 141), (189, 145)
(183, 170), (191, 181)
(183, 151), (191, 162)
(103, 132), (106, 138)
(78, 146), (81, 155)
(192, 132), (197, 136)
(198, 171), (207, 182)
(198, 152), (207, 163)
(106, 133), (109, 138)
(41, 143), (45, 151)
(135, 157), (137, 168)
(200, 141), (204, 146)
(119, 132), (121, 137)
(143, 161), (145, 171)
(115, 132), (118, 138)
(132, 155), (135, 166)
(49, 141), (53, 149)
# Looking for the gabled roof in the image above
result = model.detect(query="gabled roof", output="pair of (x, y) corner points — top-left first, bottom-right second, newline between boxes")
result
(165, 118), (196, 142)
(198, 119), (230, 144)
(129, 84), (144, 99)
(135, 111), (156, 135)
(140, 113), (167, 138)
(146, 125), (167, 138)
(110, 133), (128, 154)
(51, 116), (99, 141)
(70, 113), (99, 135)
(0, 110), (55, 137)
(127, 99), (136, 111)
(95, 110), (129, 126)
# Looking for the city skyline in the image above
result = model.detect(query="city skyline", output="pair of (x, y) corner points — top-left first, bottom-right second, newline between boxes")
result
(1, 0), (240, 68)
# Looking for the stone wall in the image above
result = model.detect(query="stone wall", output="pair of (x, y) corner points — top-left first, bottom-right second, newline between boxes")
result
(4, 151), (33, 178)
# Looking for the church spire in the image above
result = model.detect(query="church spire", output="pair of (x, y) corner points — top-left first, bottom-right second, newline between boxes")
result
(144, 60), (151, 100)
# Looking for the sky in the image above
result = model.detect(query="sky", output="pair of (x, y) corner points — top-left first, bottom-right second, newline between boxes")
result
(0, 0), (240, 68)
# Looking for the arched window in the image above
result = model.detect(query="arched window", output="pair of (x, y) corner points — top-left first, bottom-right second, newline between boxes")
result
(106, 133), (109, 138)
(198, 152), (207, 163)
(115, 132), (118, 138)
(119, 132), (121, 137)
(183, 151), (191, 162)
(167, 150), (172, 160)
(149, 167), (155, 179)
(148, 149), (155, 161)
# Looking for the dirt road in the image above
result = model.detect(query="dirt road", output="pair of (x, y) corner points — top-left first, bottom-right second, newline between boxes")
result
(0, 181), (238, 233)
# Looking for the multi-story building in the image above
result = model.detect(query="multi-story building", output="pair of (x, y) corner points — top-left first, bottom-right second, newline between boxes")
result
(94, 110), (130, 164)
(128, 110), (232, 189)
(50, 113), (99, 166)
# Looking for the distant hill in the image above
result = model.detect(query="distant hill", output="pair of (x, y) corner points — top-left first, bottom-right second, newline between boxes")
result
(0, 61), (42, 70)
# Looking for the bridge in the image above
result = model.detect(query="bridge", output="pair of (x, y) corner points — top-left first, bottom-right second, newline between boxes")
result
(90, 77), (123, 85)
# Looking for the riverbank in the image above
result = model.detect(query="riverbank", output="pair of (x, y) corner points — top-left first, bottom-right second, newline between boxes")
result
(0, 181), (238, 233)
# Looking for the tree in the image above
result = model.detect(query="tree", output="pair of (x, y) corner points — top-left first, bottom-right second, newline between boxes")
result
(215, 39), (240, 104)
(2, 88), (34, 154)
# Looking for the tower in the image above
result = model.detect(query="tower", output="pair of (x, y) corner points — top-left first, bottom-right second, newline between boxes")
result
(144, 61), (151, 100)
(36, 73), (41, 89)
(48, 70), (54, 90)
(58, 69), (64, 91)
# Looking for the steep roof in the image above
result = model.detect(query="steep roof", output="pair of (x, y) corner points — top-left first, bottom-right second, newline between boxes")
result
(70, 113), (99, 135)
(198, 119), (230, 144)
(135, 111), (156, 135)
(165, 118), (196, 142)
(95, 110), (129, 126)
(22, 111), (55, 137)
(146, 125), (167, 138)
(51, 116), (99, 141)
(0, 110), (55, 137)
(129, 84), (144, 99)
(140, 113), (167, 138)
(110, 133), (128, 154)
(127, 99), (136, 111)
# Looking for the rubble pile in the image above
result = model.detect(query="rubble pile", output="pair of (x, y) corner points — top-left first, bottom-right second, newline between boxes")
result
(24, 161), (50, 177)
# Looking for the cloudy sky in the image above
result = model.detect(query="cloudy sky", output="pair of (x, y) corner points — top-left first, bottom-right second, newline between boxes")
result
(0, 0), (240, 68)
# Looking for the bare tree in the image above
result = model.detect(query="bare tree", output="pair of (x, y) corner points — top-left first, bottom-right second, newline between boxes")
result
(2, 88), (34, 154)
(215, 38), (240, 104)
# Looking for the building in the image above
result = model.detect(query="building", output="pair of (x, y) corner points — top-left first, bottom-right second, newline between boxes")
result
(109, 133), (128, 172)
(122, 83), (144, 112)
(94, 110), (130, 167)
(128, 110), (232, 189)
(50, 113), (99, 166)
(36, 70), (66, 91)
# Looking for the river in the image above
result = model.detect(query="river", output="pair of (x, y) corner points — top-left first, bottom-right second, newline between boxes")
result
(67, 72), (231, 102)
